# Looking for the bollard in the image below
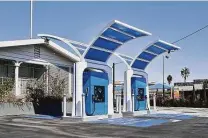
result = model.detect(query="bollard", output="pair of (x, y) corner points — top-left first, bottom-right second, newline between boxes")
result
(82, 93), (86, 118)
(118, 94), (122, 114)
(153, 92), (157, 111)
(116, 94), (119, 112)
(131, 94), (134, 112)
(63, 94), (67, 117)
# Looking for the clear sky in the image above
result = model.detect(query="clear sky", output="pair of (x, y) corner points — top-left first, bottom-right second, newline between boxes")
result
(0, 1), (208, 84)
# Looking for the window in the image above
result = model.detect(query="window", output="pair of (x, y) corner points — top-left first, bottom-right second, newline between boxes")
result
(34, 45), (40, 58)
(94, 85), (105, 102)
(137, 88), (144, 101)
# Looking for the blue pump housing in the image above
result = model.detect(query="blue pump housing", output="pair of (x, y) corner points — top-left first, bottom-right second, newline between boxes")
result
(131, 77), (147, 111)
(83, 71), (108, 115)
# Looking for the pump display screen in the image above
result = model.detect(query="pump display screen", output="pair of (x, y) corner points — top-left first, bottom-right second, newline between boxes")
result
(137, 88), (144, 101)
(94, 86), (105, 102)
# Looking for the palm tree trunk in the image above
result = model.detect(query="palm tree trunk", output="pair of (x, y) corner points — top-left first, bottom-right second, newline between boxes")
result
(182, 77), (186, 100)
(182, 91), (185, 100)
(204, 88), (207, 103)
(192, 85), (196, 103)
(172, 87), (174, 100)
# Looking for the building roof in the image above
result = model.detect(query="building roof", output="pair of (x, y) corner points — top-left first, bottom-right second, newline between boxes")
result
(0, 38), (80, 62)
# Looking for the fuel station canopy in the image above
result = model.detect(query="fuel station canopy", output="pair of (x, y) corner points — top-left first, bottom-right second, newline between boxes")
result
(131, 40), (180, 70)
(83, 20), (151, 62)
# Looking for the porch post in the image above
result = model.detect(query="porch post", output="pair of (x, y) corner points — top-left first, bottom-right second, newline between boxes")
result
(63, 94), (67, 117)
(46, 65), (49, 93)
(14, 62), (22, 96)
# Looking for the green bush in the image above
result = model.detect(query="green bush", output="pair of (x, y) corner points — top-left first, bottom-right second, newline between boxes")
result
(151, 97), (208, 108)
(0, 78), (26, 106)
(26, 74), (68, 103)
(0, 78), (14, 101)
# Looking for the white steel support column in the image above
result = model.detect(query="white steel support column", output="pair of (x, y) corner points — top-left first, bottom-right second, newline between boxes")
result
(108, 83), (114, 115)
(146, 85), (150, 110)
(104, 65), (113, 116)
(123, 69), (133, 112)
(72, 63), (76, 117)
(68, 67), (72, 97)
(75, 61), (87, 117)
(14, 62), (21, 96)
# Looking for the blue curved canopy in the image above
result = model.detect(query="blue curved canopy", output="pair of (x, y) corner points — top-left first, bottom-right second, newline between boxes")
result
(84, 20), (151, 62)
(131, 40), (180, 70)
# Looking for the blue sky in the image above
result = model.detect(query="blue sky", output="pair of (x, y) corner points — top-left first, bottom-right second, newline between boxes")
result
(0, 1), (208, 84)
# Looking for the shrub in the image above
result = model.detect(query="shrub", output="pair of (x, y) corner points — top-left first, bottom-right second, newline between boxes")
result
(0, 78), (26, 106)
(48, 74), (66, 99)
(0, 78), (14, 102)
(154, 97), (208, 108)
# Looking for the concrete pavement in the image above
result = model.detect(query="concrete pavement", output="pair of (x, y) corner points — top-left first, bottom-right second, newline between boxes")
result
(0, 114), (208, 138)
(0, 107), (208, 138)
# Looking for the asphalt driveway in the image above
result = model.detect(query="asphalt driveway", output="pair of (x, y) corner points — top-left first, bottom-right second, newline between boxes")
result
(0, 115), (208, 138)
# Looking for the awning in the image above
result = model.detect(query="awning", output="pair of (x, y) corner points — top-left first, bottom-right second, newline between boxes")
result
(149, 83), (171, 90)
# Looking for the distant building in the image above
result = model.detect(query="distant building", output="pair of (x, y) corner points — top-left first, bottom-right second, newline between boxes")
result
(174, 79), (208, 100)
(114, 81), (124, 95)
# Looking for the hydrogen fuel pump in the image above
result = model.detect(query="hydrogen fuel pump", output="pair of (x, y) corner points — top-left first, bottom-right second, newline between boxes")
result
(131, 76), (147, 111)
(83, 69), (108, 116)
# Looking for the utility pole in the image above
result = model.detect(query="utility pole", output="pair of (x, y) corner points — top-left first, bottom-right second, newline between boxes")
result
(163, 56), (165, 100)
(113, 63), (115, 104)
(30, 0), (33, 39)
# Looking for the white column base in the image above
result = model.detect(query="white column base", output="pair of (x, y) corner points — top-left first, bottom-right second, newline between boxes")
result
(153, 92), (157, 111)
(63, 94), (67, 117)
(108, 83), (114, 115)
(118, 94), (122, 114)
(146, 85), (150, 110)
(131, 94), (134, 112)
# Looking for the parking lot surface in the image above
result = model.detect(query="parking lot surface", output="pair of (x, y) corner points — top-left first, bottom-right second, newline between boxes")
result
(0, 114), (208, 138)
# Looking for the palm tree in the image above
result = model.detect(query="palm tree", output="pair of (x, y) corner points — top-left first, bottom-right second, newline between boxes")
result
(181, 67), (190, 82)
(181, 67), (190, 99)
(167, 75), (172, 85)
(167, 75), (173, 99)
